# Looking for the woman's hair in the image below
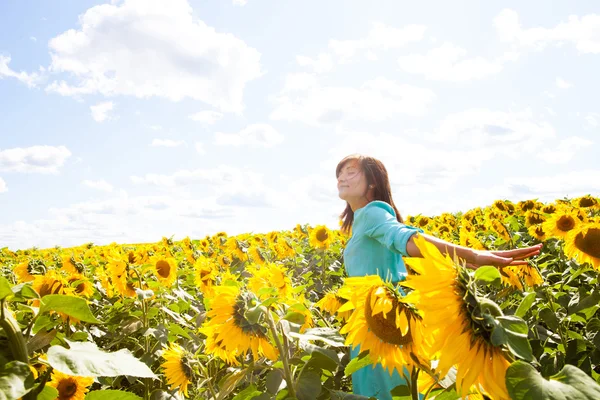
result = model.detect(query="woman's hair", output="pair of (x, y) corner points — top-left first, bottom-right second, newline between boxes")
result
(336, 154), (404, 234)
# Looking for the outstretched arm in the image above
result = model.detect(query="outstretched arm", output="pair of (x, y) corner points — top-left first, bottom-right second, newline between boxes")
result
(405, 233), (543, 269)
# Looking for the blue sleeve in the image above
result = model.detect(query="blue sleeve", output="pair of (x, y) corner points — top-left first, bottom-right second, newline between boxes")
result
(363, 203), (424, 257)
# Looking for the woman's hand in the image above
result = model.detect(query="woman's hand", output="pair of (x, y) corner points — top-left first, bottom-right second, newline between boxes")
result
(466, 243), (543, 269)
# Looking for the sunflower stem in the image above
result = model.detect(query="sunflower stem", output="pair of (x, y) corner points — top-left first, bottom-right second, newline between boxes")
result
(265, 309), (296, 398)
(409, 367), (420, 400)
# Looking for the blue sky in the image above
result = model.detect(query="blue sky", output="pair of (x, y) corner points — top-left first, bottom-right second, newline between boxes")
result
(1, 0), (599, 249)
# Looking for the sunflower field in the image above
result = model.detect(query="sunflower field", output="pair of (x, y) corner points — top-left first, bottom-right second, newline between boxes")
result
(1, 195), (600, 400)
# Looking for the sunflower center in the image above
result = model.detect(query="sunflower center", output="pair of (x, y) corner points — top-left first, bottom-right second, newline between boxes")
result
(364, 287), (412, 346)
(156, 260), (171, 278)
(543, 205), (556, 214)
(57, 378), (78, 398)
(128, 251), (136, 264)
(180, 357), (194, 380)
(521, 201), (535, 211)
(233, 296), (268, 338)
(557, 216), (576, 232)
(574, 228), (600, 258)
(527, 213), (546, 225)
(579, 197), (598, 208)
(534, 226), (545, 237)
(316, 229), (329, 242)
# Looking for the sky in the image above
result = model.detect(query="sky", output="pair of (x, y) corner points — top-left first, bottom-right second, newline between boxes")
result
(1, 0), (599, 250)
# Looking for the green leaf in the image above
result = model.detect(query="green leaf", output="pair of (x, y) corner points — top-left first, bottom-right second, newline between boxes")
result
(474, 266), (502, 285)
(344, 352), (373, 376)
(283, 311), (306, 325)
(265, 370), (284, 394)
(0, 277), (12, 301)
(506, 360), (600, 399)
(288, 327), (346, 347)
(329, 390), (374, 399)
(85, 390), (143, 400)
(516, 292), (537, 318)
(497, 316), (533, 362)
(47, 340), (156, 378)
(0, 360), (34, 400)
(36, 385), (59, 400)
(568, 290), (600, 316)
(231, 384), (262, 400)
(40, 295), (101, 324)
(295, 370), (321, 400)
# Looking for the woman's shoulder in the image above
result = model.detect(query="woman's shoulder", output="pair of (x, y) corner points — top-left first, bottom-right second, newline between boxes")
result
(359, 200), (396, 218)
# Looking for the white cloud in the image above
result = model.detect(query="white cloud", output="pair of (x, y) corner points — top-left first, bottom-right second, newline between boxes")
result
(90, 101), (114, 122)
(494, 9), (600, 54)
(270, 76), (436, 125)
(150, 139), (185, 147)
(0, 55), (41, 87)
(556, 77), (573, 89)
(232, 0), (247, 5)
(83, 179), (114, 192)
(30, 36), (37, 42)
(45, 0), (262, 112)
(505, 170), (600, 199)
(398, 42), (504, 81)
(0, 177), (6, 193)
(214, 124), (283, 148)
(189, 110), (224, 124)
(281, 72), (318, 93)
(296, 53), (334, 74)
(584, 113), (599, 128)
(0, 145), (72, 174)
(428, 108), (556, 158)
(329, 22), (427, 62)
(536, 136), (593, 164)
(195, 142), (206, 154)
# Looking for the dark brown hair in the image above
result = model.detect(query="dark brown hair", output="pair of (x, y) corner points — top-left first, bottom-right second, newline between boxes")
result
(336, 154), (404, 234)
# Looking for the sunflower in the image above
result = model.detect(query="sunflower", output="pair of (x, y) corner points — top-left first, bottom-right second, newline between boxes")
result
(309, 225), (333, 250)
(460, 230), (486, 250)
(402, 234), (512, 399)
(32, 270), (66, 298)
(524, 210), (547, 227)
(490, 219), (511, 242)
(572, 195), (599, 210)
(13, 258), (47, 283)
(60, 255), (84, 275)
(315, 291), (351, 321)
(492, 200), (510, 214)
(542, 204), (557, 214)
(225, 237), (247, 261)
(247, 245), (268, 266)
(542, 209), (580, 240)
(416, 216), (430, 228)
(274, 239), (295, 260)
(66, 272), (95, 298)
(564, 222), (600, 269)
(201, 285), (278, 362)
(161, 342), (194, 397)
(217, 254), (232, 269)
(150, 255), (178, 287)
(337, 275), (431, 377)
(47, 370), (94, 400)
(500, 264), (543, 290)
(517, 199), (537, 213)
(247, 262), (293, 301)
(528, 224), (547, 242)
(194, 256), (218, 296)
(202, 325), (240, 365)
(13, 261), (35, 282)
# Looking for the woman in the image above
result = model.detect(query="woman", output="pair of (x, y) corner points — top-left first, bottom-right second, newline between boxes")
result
(336, 154), (542, 399)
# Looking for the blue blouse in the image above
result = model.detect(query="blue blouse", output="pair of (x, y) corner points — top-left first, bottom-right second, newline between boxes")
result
(342, 200), (423, 399)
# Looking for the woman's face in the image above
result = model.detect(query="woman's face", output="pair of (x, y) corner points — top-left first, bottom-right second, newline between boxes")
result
(337, 159), (370, 203)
